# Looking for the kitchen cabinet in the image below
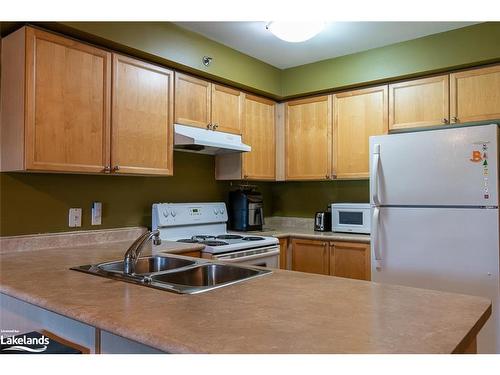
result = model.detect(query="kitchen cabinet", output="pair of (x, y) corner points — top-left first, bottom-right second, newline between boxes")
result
(333, 86), (388, 179)
(174, 73), (211, 129)
(450, 65), (500, 124)
(1, 26), (111, 173)
(285, 96), (332, 180)
(111, 54), (174, 175)
(1, 27), (174, 176)
(215, 94), (276, 180)
(389, 75), (450, 130)
(330, 241), (371, 281)
(174, 72), (243, 134)
(279, 237), (288, 270)
(291, 238), (371, 281)
(291, 238), (329, 275)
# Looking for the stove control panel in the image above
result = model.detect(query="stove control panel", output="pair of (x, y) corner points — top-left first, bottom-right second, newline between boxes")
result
(152, 202), (228, 228)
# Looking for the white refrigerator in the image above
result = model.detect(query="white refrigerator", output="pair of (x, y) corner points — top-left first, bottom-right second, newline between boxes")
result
(369, 124), (499, 353)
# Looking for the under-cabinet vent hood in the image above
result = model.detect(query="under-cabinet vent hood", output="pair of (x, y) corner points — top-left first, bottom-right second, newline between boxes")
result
(174, 124), (251, 155)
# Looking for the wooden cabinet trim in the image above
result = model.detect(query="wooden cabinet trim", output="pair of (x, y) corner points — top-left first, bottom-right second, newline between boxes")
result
(287, 95), (329, 107)
(245, 94), (276, 106)
(24, 27), (112, 173)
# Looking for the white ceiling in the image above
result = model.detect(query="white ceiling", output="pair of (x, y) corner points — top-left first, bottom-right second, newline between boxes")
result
(175, 22), (478, 69)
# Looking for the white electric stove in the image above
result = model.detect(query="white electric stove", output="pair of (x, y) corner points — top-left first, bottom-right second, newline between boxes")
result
(152, 202), (280, 268)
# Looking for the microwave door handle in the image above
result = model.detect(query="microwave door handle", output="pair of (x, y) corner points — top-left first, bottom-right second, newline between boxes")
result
(371, 144), (381, 206)
(372, 207), (382, 269)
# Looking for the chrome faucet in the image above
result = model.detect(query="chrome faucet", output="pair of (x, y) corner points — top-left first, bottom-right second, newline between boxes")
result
(124, 230), (161, 274)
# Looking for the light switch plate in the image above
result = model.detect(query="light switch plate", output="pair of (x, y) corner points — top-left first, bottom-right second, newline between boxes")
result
(91, 202), (102, 225)
(69, 208), (82, 227)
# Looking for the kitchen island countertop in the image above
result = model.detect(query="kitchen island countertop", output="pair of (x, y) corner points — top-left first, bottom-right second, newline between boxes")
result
(0, 239), (490, 353)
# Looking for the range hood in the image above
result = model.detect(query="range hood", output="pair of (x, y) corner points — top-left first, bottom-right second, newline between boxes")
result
(174, 124), (251, 155)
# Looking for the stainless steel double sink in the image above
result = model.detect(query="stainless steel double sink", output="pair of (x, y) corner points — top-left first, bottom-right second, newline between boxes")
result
(71, 254), (271, 294)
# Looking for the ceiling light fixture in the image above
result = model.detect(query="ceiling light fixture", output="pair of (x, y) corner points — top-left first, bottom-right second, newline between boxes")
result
(266, 21), (325, 43)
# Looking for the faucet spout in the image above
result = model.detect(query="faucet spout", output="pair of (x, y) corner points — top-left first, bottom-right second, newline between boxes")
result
(123, 230), (161, 274)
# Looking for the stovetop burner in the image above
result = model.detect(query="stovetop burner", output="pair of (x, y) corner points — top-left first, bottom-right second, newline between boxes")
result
(176, 239), (200, 243)
(216, 234), (244, 240)
(199, 240), (229, 246)
(192, 235), (216, 241)
(242, 236), (265, 241)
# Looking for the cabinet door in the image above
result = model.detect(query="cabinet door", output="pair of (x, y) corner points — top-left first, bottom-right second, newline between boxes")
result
(25, 27), (111, 173)
(286, 96), (332, 180)
(242, 95), (276, 180)
(211, 84), (244, 134)
(174, 73), (211, 129)
(291, 239), (329, 275)
(278, 237), (288, 270)
(333, 86), (388, 179)
(330, 242), (371, 281)
(111, 54), (174, 175)
(389, 75), (449, 130)
(450, 65), (500, 124)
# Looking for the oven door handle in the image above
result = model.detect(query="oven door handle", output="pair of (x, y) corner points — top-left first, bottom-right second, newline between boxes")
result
(214, 249), (280, 263)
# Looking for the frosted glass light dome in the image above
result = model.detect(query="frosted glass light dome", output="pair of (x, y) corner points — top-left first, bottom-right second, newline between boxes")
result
(266, 22), (325, 43)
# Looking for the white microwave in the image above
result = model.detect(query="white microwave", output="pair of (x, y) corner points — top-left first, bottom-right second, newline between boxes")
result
(331, 203), (371, 234)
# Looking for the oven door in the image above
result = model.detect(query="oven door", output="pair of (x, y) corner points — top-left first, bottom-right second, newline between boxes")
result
(212, 245), (280, 268)
(332, 207), (371, 234)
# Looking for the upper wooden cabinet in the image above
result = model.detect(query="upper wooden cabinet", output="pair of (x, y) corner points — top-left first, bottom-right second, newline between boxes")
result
(285, 96), (332, 180)
(215, 94), (276, 180)
(1, 27), (174, 176)
(1, 26), (111, 173)
(174, 73), (243, 134)
(111, 54), (174, 175)
(174, 73), (211, 129)
(333, 86), (388, 179)
(450, 65), (500, 124)
(242, 95), (276, 180)
(211, 84), (244, 134)
(389, 75), (449, 130)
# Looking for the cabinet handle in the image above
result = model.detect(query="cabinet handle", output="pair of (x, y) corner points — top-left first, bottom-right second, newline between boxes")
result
(112, 165), (120, 172)
(214, 123), (219, 129)
(243, 175), (248, 179)
(206, 123), (212, 130)
(103, 166), (111, 173)
(451, 117), (459, 123)
(443, 118), (449, 124)
(325, 175), (330, 180)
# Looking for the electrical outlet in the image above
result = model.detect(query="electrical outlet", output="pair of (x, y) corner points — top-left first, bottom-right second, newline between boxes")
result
(68, 208), (82, 227)
(91, 202), (102, 225)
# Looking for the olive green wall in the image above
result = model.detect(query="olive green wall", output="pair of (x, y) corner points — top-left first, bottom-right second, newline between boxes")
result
(47, 22), (283, 98)
(271, 180), (369, 217)
(0, 153), (273, 236)
(282, 22), (500, 97)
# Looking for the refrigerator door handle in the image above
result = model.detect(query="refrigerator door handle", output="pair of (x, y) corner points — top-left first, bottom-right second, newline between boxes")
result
(371, 144), (381, 206)
(372, 207), (382, 269)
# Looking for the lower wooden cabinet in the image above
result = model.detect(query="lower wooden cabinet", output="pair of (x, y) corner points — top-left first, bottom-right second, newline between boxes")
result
(330, 241), (371, 281)
(278, 237), (288, 270)
(291, 238), (371, 281)
(291, 238), (329, 275)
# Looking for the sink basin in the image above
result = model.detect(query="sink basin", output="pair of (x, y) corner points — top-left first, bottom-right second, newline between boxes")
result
(151, 263), (262, 287)
(97, 255), (196, 275)
(71, 256), (271, 294)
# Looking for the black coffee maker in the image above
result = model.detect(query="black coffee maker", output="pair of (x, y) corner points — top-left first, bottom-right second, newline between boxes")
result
(228, 187), (264, 231)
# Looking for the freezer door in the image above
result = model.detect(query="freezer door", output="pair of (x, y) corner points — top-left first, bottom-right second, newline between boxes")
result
(371, 206), (500, 353)
(369, 124), (498, 206)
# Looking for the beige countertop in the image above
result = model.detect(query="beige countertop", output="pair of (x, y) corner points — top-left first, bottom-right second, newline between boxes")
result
(245, 226), (371, 243)
(0, 239), (491, 353)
